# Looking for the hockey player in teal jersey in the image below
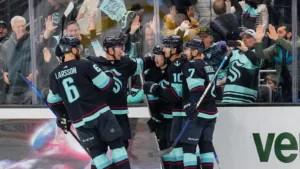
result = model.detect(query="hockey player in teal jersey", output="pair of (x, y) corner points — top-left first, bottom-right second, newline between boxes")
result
(47, 35), (131, 169)
(182, 38), (218, 169)
(144, 44), (172, 168)
(143, 36), (185, 169)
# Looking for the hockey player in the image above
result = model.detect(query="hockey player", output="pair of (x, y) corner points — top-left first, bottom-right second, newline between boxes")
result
(144, 44), (172, 168)
(47, 35), (131, 169)
(182, 38), (218, 169)
(143, 35), (185, 169)
(87, 36), (155, 151)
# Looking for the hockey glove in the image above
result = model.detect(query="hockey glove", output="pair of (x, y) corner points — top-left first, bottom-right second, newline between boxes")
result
(143, 81), (159, 96)
(184, 102), (198, 120)
(147, 115), (163, 132)
(57, 114), (71, 134)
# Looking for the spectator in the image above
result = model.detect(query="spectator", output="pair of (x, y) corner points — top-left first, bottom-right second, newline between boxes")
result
(143, 23), (156, 55)
(222, 29), (263, 103)
(193, 0), (217, 27)
(43, 13), (100, 58)
(76, 0), (102, 36)
(162, 5), (178, 37)
(198, 27), (228, 99)
(120, 11), (143, 57)
(44, 0), (78, 36)
(264, 74), (281, 102)
(227, 0), (269, 30)
(163, 6), (200, 41)
(255, 24), (300, 102)
(211, 0), (243, 42)
(0, 20), (9, 45)
(3, 16), (43, 104)
(131, 4), (144, 24)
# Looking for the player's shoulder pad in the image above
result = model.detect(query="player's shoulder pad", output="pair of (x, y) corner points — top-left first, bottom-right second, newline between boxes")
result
(86, 56), (107, 64)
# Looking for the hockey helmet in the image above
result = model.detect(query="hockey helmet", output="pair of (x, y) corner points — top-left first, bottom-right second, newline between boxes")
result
(103, 36), (124, 51)
(187, 38), (205, 53)
(162, 35), (183, 53)
(152, 44), (164, 55)
(55, 35), (81, 62)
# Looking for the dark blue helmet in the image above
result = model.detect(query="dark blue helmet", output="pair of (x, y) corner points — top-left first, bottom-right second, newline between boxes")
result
(103, 36), (124, 51)
(55, 35), (81, 62)
(152, 44), (164, 55)
(186, 38), (205, 53)
(162, 36), (183, 54)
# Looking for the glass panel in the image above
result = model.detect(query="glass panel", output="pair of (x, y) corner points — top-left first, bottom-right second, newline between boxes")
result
(0, 0), (35, 104)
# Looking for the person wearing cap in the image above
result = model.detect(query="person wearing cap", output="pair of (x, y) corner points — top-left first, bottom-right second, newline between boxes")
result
(221, 28), (263, 103)
(255, 24), (300, 102)
(0, 20), (9, 45)
(198, 27), (228, 100)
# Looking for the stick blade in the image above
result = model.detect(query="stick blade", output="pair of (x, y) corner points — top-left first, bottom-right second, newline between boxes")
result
(155, 147), (173, 157)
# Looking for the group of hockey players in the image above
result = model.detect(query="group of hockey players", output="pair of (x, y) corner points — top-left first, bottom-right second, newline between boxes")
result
(45, 19), (227, 168)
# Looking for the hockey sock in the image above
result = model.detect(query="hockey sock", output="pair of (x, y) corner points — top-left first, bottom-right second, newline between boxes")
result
(92, 154), (111, 169)
(196, 152), (201, 169)
(174, 147), (184, 169)
(182, 144), (197, 169)
(91, 161), (96, 168)
(112, 147), (131, 169)
(200, 152), (214, 169)
(169, 148), (178, 169)
(159, 140), (169, 168)
(183, 153), (197, 169)
(162, 153), (172, 169)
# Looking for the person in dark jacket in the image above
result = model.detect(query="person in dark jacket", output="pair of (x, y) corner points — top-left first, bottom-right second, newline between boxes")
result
(3, 16), (43, 104)
(211, 0), (243, 41)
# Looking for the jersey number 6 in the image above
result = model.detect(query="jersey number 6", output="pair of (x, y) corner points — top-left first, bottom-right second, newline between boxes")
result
(62, 77), (80, 103)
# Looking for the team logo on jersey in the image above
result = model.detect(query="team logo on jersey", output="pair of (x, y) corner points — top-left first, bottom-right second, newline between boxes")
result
(174, 61), (181, 67)
(110, 69), (122, 93)
(227, 60), (244, 82)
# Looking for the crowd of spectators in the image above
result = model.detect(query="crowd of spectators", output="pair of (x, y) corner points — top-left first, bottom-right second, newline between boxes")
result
(0, 0), (299, 104)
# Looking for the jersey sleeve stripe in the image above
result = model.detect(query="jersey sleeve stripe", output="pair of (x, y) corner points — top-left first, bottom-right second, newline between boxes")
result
(190, 86), (205, 92)
(133, 58), (144, 76)
(187, 77), (205, 91)
(101, 78), (113, 91)
(47, 90), (62, 103)
(147, 94), (159, 101)
(170, 87), (181, 101)
(92, 72), (111, 89)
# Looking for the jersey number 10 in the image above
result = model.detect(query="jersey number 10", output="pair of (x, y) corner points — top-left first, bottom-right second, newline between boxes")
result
(62, 77), (80, 103)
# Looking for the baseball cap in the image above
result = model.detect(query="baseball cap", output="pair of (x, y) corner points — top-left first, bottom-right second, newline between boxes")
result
(0, 20), (8, 28)
(240, 29), (256, 39)
(199, 27), (214, 36)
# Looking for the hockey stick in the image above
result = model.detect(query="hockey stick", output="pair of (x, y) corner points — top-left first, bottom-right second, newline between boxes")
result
(214, 151), (222, 169)
(17, 71), (86, 153)
(157, 50), (232, 157)
(138, 68), (164, 169)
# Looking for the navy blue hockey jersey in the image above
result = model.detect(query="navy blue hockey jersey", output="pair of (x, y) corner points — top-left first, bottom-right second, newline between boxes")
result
(87, 56), (155, 115)
(144, 67), (172, 119)
(47, 59), (114, 128)
(182, 59), (218, 119)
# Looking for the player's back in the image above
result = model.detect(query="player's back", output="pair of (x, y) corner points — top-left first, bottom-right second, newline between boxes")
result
(183, 59), (217, 115)
(49, 59), (113, 126)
